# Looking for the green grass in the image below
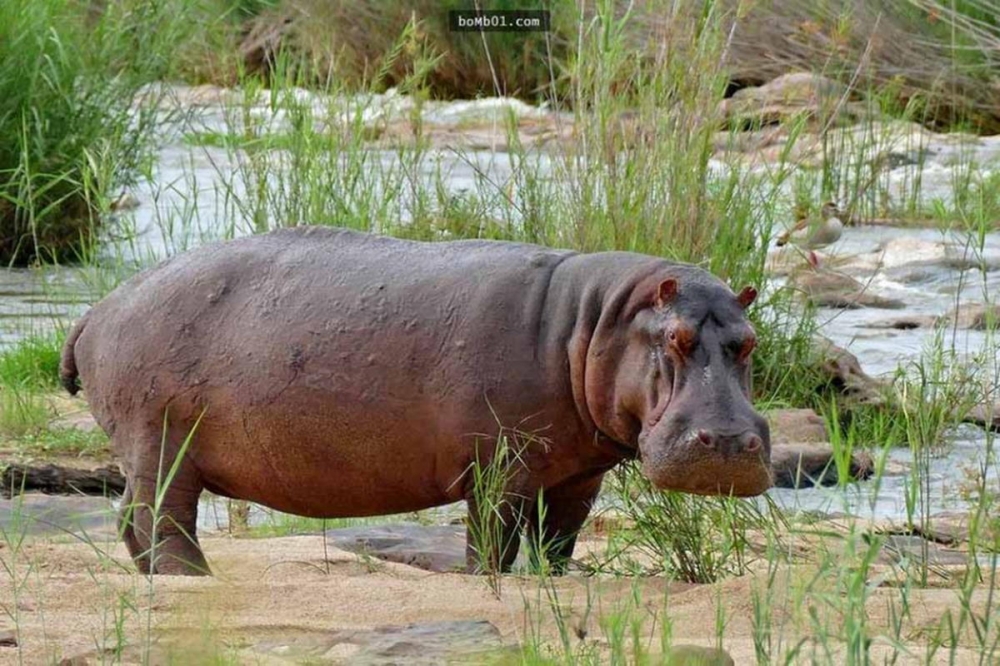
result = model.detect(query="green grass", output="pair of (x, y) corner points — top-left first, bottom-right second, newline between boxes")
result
(5, 426), (109, 458)
(0, 0), (220, 266)
(0, 331), (64, 390)
(0, 384), (50, 439)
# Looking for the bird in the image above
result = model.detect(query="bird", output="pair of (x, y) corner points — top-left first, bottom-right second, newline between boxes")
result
(776, 201), (844, 250)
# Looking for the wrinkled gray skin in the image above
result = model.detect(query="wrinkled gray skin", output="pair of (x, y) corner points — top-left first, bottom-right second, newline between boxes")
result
(60, 227), (771, 575)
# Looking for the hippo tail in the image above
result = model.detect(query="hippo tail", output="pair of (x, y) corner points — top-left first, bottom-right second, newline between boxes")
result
(60, 311), (90, 396)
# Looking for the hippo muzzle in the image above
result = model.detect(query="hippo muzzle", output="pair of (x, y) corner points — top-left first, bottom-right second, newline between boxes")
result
(638, 403), (772, 497)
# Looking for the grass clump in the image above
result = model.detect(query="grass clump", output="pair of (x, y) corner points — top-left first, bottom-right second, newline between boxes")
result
(0, 331), (64, 390)
(593, 462), (779, 583)
(0, 385), (50, 439)
(0, 0), (204, 266)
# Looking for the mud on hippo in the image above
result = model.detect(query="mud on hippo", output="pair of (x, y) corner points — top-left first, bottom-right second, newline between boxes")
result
(60, 227), (771, 575)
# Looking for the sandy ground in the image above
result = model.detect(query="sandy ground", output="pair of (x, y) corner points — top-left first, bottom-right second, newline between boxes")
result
(0, 530), (996, 665)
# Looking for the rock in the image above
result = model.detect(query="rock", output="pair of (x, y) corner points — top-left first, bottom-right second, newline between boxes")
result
(904, 512), (970, 546)
(790, 269), (906, 310)
(944, 303), (1000, 330)
(874, 534), (969, 568)
(810, 336), (885, 404)
(721, 72), (870, 129)
(666, 644), (735, 665)
(770, 443), (874, 489)
(253, 620), (504, 664)
(326, 524), (466, 573)
(1, 463), (125, 498)
(0, 630), (16, 647)
(861, 315), (940, 330)
(963, 401), (1000, 432)
(0, 493), (116, 538)
(765, 408), (828, 445)
(48, 410), (100, 432)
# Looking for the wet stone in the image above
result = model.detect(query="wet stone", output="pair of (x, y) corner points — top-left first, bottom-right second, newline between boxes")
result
(766, 408), (828, 445)
(252, 620), (504, 665)
(960, 401), (1000, 433)
(861, 315), (939, 330)
(875, 535), (969, 568)
(811, 336), (885, 405)
(944, 302), (1000, 330)
(326, 523), (466, 573)
(0, 493), (116, 538)
(770, 443), (874, 489)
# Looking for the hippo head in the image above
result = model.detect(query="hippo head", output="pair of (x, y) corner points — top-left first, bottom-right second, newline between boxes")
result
(602, 273), (772, 496)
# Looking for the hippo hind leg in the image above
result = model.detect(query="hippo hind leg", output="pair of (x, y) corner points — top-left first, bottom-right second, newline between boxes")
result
(117, 431), (210, 576)
(117, 482), (150, 574)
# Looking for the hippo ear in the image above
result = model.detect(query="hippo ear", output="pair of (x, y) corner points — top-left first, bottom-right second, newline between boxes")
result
(736, 286), (757, 309)
(655, 279), (678, 309)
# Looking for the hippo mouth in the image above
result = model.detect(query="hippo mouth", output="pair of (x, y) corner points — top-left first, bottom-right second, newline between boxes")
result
(637, 423), (772, 497)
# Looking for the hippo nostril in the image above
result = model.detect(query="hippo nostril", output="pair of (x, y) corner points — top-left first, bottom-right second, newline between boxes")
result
(696, 429), (715, 448)
(744, 435), (763, 454)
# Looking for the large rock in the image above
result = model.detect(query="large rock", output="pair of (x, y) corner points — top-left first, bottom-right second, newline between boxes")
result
(960, 401), (1000, 433)
(0, 493), (116, 538)
(789, 269), (906, 310)
(766, 408), (828, 445)
(721, 72), (870, 129)
(874, 534), (969, 568)
(861, 315), (940, 330)
(810, 336), (885, 404)
(326, 524), (466, 573)
(770, 443), (874, 488)
(251, 620), (505, 664)
(944, 303), (1000, 330)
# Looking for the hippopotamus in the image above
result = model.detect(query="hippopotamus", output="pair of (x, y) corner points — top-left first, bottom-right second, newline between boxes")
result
(59, 226), (771, 575)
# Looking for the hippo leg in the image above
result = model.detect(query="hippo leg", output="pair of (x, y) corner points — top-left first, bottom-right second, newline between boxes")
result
(118, 432), (210, 576)
(117, 482), (150, 574)
(464, 483), (535, 575)
(527, 474), (604, 574)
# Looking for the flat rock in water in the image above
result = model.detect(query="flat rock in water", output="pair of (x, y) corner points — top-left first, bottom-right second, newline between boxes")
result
(861, 315), (939, 330)
(252, 620), (504, 664)
(765, 408), (828, 445)
(960, 401), (1000, 432)
(811, 336), (885, 404)
(666, 645), (735, 666)
(721, 72), (866, 129)
(881, 513), (970, 546)
(326, 523), (466, 573)
(944, 303), (1000, 330)
(0, 493), (116, 538)
(770, 443), (874, 489)
(875, 535), (969, 568)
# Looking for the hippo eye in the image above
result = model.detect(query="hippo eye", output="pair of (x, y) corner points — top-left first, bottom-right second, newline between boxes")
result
(666, 327), (695, 357)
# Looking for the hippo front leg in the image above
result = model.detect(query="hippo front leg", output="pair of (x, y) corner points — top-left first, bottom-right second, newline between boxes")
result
(464, 488), (533, 574)
(526, 473), (604, 574)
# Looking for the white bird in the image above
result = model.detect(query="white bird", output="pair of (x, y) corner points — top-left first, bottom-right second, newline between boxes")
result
(776, 201), (844, 250)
